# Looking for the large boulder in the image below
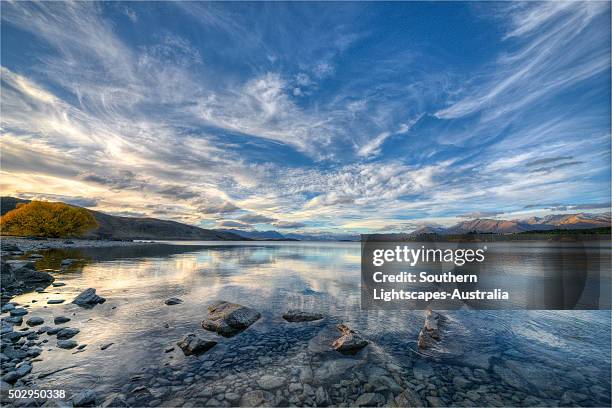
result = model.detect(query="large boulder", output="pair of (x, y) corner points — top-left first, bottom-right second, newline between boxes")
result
(201, 301), (260, 337)
(176, 333), (217, 356)
(1, 261), (53, 290)
(282, 310), (324, 322)
(332, 324), (368, 355)
(72, 288), (106, 307)
(418, 309), (444, 349)
(0, 261), (16, 289)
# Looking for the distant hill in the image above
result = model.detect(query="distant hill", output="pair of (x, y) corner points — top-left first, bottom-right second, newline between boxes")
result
(1, 197), (244, 241)
(418, 212), (611, 235)
(1, 196), (29, 215)
(219, 229), (288, 240)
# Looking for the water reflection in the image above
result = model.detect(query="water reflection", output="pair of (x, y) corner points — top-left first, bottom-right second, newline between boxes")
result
(6, 241), (611, 407)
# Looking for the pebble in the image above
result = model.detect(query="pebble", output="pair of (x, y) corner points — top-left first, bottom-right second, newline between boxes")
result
(57, 340), (78, 349)
(54, 316), (71, 324)
(56, 327), (80, 339)
(26, 316), (44, 326)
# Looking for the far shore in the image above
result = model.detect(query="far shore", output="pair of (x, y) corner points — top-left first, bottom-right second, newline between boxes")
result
(0, 236), (158, 252)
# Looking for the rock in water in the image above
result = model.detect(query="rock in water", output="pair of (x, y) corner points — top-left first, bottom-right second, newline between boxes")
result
(72, 288), (106, 307)
(10, 308), (28, 317)
(355, 393), (385, 407)
(164, 297), (183, 305)
(176, 333), (217, 356)
(56, 327), (80, 339)
(393, 389), (424, 407)
(418, 309), (445, 349)
(257, 375), (285, 390)
(282, 310), (324, 322)
(332, 324), (368, 355)
(239, 390), (275, 407)
(26, 316), (44, 326)
(54, 316), (71, 324)
(72, 389), (97, 406)
(201, 301), (260, 337)
(57, 339), (78, 349)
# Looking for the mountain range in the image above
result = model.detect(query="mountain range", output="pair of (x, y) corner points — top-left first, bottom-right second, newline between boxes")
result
(413, 213), (611, 235)
(1, 196), (609, 241)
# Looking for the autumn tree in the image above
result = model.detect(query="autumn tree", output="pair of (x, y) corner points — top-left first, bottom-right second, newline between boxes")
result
(0, 201), (98, 238)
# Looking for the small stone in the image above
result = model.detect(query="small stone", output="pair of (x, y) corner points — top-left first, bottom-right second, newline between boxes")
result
(332, 324), (368, 354)
(355, 393), (385, 407)
(26, 347), (42, 357)
(225, 392), (240, 404)
(257, 375), (285, 390)
(47, 299), (65, 304)
(26, 317), (44, 326)
(453, 376), (471, 390)
(72, 288), (106, 307)
(54, 316), (71, 324)
(239, 390), (275, 407)
(52, 282), (66, 287)
(56, 327), (80, 339)
(282, 310), (324, 322)
(72, 389), (97, 406)
(101, 393), (127, 408)
(164, 298), (183, 305)
(57, 340), (78, 349)
(1, 304), (15, 313)
(100, 342), (113, 350)
(10, 308), (28, 317)
(176, 334), (216, 356)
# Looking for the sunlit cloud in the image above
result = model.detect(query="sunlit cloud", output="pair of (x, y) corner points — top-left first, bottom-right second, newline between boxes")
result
(1, 2), (609, 234)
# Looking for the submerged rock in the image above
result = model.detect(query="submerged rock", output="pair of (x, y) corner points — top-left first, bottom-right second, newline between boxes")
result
(176, 333), (217, 356)
(355, 392), (385, 407)
(101, 393), (127, 408)
(332, 324), (368, 354)
(72, 389), (97, 406)
(257, 375), (285, 390)
(47, 299), (65, 304)
(393, 388), (424, 407)
(164, 297), (183, 305)
(282, 310), (324, 322)
(418, 309), (444, 349)
(201, 301), (260, 337)
(239, 390), (275, 407)
(72, 288), (106, 307)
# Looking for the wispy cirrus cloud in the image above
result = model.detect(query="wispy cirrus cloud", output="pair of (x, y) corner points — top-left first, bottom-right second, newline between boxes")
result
(1, 2), (609, 233)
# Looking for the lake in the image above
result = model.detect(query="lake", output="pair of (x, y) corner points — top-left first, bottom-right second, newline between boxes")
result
(5, 241), (612, 407)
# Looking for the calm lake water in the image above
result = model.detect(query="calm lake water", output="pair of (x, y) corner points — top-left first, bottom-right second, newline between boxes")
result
(6, 241), (612, 407)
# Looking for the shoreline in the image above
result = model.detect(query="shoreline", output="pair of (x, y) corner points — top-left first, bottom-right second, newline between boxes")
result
(0, 236), (158, 252)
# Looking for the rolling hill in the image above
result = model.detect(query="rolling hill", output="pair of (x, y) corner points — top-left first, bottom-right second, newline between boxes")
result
(0, 197), (244, 241)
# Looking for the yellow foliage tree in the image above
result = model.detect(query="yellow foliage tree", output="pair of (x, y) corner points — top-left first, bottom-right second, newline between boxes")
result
(0, 201), (98, 238)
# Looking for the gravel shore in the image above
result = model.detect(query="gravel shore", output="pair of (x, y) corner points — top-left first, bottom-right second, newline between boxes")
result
(1, 237), (156, 252)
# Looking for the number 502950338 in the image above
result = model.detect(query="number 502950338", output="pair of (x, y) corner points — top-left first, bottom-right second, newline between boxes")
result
(8, 389), (66, 399)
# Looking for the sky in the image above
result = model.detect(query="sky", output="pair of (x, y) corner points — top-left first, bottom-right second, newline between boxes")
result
(1, 1), (610, 234)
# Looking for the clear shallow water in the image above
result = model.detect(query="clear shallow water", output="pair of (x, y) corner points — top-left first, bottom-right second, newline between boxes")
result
(5, 241), (612, 407)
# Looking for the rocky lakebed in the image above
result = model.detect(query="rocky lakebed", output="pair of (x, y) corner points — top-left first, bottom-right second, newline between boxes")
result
(0, 240), (610, 407)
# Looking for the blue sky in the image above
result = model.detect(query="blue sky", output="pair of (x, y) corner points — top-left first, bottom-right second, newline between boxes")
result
(1, 2), (610, 234)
